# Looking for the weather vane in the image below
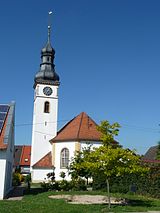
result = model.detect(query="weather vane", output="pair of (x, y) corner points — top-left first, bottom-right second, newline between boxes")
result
(48, 11), (53, 42)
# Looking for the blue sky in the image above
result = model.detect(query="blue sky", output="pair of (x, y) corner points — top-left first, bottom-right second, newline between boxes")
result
(1, 0), (160, 154)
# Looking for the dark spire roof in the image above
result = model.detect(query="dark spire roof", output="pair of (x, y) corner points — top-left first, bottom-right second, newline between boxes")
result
(34, 22), (60, 88)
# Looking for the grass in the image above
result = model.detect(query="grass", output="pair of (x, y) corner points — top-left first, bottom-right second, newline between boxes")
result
(0, 188), (160, 213)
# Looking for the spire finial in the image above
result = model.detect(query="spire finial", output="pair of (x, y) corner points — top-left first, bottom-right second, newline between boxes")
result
(48, 11), (53, 43)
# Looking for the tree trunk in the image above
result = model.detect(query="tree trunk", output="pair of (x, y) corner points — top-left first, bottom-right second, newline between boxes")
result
(106, 179), (111, 209)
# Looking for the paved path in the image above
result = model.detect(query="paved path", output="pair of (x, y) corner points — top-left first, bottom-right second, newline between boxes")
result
(6, 186), (25, 200)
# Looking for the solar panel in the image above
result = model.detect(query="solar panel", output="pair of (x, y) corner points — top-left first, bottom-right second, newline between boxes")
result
(0, 105), (9, 134)
(0, 121), (3, 130)
(0, 105), (9, 113)
(0, 113), (6, 121)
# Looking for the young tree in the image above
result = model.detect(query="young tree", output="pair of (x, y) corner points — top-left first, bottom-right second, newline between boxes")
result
(69, 120), (148, 208)
(97, 120), (121, 147)
(85, 145), (147, 208)
(68, 145), (92, 185)
(96, 121), (148, 208)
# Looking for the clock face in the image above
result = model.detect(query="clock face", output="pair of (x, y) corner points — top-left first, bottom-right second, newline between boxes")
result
(43, 87), (53, 96)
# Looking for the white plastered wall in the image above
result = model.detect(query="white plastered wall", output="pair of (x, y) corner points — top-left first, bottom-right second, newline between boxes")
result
(54, 141), (76, 180)
(80, 141), (101, 150)
(0, 159), (6, 199)
(54, 141), (102, 181)
(0, 103), (15, 199)
(31, 84), (59, 180)
(32, 168), (53, 183)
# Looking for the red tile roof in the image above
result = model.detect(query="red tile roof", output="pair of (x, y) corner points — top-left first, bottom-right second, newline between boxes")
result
(20, 145), (31, 166)
(0, 113), (8, 150)
(142, 159), (160, 163)
(14, 146), (23, 167)
(33, 152), (53, 168)
(51, 112), (102, 142)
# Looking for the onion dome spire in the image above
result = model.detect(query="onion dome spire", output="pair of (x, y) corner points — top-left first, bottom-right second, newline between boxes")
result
(34, 12), (60, 88)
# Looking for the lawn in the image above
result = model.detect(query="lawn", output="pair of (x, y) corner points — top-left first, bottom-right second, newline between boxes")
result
(0, 189), (160, 213)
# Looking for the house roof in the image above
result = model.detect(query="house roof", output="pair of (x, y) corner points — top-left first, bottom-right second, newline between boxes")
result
(34, 112), (119, 169)
(0, 104), (14, 150)
(14, 145), (31, 167)
(20, 145), (31, 166)
(14, 146), (23, 166)
(32, 152), (53, 168)
(142, 145), (160, 163)
(50, 112), (102, 142)
(0, 114), (8, 150)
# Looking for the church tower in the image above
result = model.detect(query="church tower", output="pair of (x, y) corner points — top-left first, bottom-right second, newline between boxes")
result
(30, 16), (60, 179)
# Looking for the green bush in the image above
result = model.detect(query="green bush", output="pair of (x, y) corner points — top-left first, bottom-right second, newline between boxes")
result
(60, 171), (66, 179)
(41, 182), (50, 191)
(92, 166), (160, 199)
(92, 173), (107, 190)
(58, 180), (71, 191)
(20, 174), (25, 182)
(71, 178), (87, 191)
(24, 174), (31, 183)
(12, 172), (21, 186)
(40, 178), (87, 192)
(41, 181), (60, 191)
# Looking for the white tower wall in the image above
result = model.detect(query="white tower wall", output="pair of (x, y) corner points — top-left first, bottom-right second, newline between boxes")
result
(30, 83), (59, 168)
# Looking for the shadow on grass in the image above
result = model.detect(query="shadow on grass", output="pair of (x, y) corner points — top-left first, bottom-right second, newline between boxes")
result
(24, 188), (45, 196)
(126, 199), (153, 207)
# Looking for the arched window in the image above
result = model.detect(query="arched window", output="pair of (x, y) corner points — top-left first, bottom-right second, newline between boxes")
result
(60, 148), (69, 168)
(44, 101), (50, 113)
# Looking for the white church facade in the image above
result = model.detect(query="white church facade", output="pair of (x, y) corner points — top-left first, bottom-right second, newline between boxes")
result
(30, 22), (102, 182)
(31, 112), (102, 181)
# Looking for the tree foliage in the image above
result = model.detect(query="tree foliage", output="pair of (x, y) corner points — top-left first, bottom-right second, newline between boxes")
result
(68, 120), (148, 208)
(156, 141), (160, 160)
(68, 145), (92, 182)
(69, 120), (147, 180)
(83, 145), (147, 178)
(97, 120), (121, 147)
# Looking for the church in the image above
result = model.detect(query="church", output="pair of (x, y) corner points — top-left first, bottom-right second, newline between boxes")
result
(30, 22), (102, 182)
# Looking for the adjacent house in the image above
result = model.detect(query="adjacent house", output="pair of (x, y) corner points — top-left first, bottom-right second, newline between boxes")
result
(142, 145), (160, 164)
(14, 145), (31, 175)
(0, 102), (15, 199)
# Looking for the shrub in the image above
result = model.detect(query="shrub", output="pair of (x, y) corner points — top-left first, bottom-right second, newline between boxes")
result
(24, 174), (31, 183)
(60, 171), (66, 180)
(24, 174), (31, 189)
(12, 172), (21, 186)
(41, 181), (60, 191)
(19, 174), (24, 182)
(41, 182), (50, 191)
(92, 173), (107, 190)
(58, 180), (71, 191)
(71, 178), (87, 191)
(47, 172), (55, 182)
(92, 166), (160, 199)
